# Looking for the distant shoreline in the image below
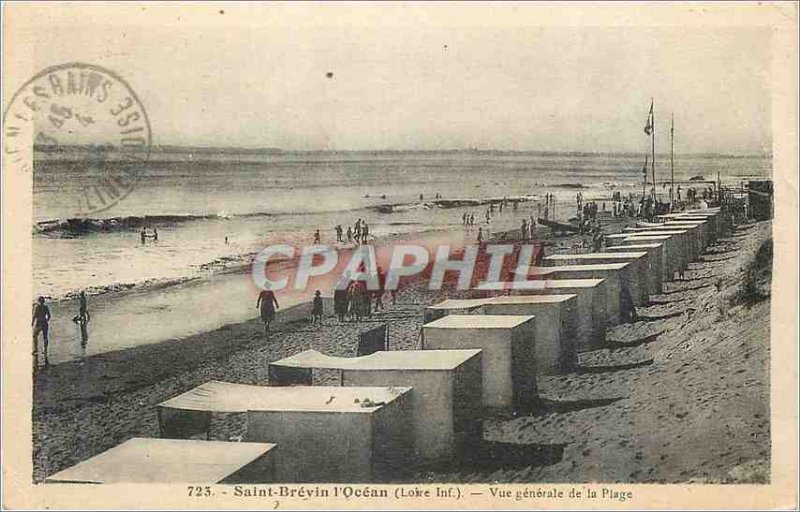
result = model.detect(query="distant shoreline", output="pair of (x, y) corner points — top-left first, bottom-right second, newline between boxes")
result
(33, 144), (772, 160)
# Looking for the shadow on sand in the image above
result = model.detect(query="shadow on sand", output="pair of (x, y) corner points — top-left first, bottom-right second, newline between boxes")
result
(415, 441), (567, 476)
(535, 396), (626, 414)
(605, 331), (663, 349)
(660, 284), (713, 295)
(635, 310), (685, 322)
(576, 359), (654, 374)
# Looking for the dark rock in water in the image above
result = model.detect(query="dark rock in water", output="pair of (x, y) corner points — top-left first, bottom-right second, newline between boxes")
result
(374, 204), (395, 214)
(434, 199), (482, 208)
(689, 175), (705, 181)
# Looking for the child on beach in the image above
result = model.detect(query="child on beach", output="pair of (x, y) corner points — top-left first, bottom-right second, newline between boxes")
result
(312, 290), (324, 325)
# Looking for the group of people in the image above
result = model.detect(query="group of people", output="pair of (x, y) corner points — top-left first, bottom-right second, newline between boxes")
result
(610, 191), (638, 218)
(140, 227), (158, 245)
(460, 212), (478, 226)
(333, 267), (394, 323)
(32, 291), (91, 367)
(333, 218), (371, 245)
(576, 199), (602, 232)
(255, 266), (399, 336)
(678, 185), (716, 203)
(519, 216), (538, 240)
(538, 192), (556, 221)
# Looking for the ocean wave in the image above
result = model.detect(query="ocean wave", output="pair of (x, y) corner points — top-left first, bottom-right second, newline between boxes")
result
(34, 214), (219, 236)
(368, 195), (534, 214)
(34, 206), (365, 237)
(34, 196), (538, 236)
(49, 275), (202, 304)
(553, 182), (629, 189)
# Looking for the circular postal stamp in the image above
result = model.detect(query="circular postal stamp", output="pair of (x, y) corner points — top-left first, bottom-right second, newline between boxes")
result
(3, 62), (152, 216)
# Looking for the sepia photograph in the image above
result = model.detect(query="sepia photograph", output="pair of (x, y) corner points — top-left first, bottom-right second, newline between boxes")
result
(2, 2), (797, 509)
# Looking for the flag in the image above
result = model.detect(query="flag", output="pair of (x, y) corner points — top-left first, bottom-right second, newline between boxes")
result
(644, 100), (653, 135)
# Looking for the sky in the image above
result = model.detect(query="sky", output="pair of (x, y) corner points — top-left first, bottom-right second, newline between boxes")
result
(6, 3), (779, 154)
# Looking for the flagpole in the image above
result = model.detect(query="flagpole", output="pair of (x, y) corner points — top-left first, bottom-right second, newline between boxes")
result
(670, 113), (675, 205)
(651, 98), (656, 200)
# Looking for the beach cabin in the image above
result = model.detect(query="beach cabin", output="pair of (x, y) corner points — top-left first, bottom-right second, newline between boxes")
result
(423, 298), (486, 323)
(661, 221), (709, 249)
(639, 219), (709, 249)
(267, 349), (483, 462)
(659, 211), (722, 240)
(605, 233), (682, 277)
(605, 243), (665, 291)
(623, 226), (702, 261)
(527, 263), (630, 325)
(617, 229), (693, 264)
(158, 381), (414, 483)
(631, 230), (694, 269)
(479, 295), (578, 374)
(245, 386), (413, 482)
(44, 438), (277, 484)
(511, 278), (607, 351)
(422, 315), (537, 413)
(542, 252), (651, 302)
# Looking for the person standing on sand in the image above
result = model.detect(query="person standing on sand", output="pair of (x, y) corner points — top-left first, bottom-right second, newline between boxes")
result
(32, 296), (51, 366)
(312, 290), (324, 325)
(362, 223), (370, 244)
(153, 228), (158, 243)
(333, 277), (349, 323)
(374, 266), (386, 311)
(140, 228), (146, 245)
(72, 291), (90, 323)
(313, 229), (321, 244)
(477, 227), (483, 244)
(346, 226), (353, 243)
(520, 219), (528, 241)
(72, 291), (90, 348)
(348, 282), (363, 322)
(256, 288), (279, 335)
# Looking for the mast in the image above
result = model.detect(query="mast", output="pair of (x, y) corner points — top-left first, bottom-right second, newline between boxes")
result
(650, 98), (656, 199)
(642, 155), (649, 200)
(670, 113), (675, 205)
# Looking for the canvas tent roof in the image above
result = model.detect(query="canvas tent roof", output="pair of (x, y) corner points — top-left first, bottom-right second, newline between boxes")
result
(424, 314), (534, 329)
(271, 349), (481, 371)
(531, 262), (629, 272)
(544, 252), (648, 261)
(606, 243), (663, 250)
(158, 380), (411, 414)
(45, 438), (276, 484)
(426, 299), (486, 310)
(484, 294), (576, 305)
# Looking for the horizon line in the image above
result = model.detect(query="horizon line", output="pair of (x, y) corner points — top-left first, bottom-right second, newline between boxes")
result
(36, 144), (772, 159)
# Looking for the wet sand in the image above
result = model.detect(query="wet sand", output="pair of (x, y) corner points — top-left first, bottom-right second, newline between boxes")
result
(32, 216), (771, 484)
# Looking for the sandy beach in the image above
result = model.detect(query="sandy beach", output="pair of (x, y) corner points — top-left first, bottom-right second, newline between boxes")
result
(32, 217), (771, 484)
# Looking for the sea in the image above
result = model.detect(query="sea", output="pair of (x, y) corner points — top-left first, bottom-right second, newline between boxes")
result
(33, 149), (771, 364)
